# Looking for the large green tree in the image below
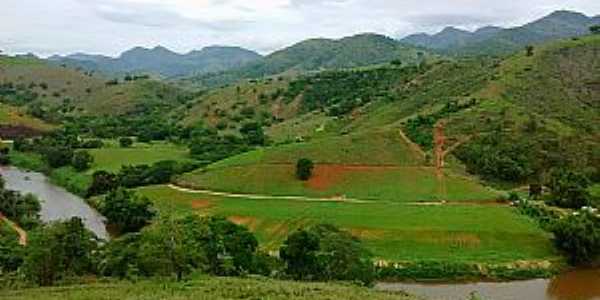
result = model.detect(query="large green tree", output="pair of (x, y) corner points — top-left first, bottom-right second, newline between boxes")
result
(99, 188), (155, 233)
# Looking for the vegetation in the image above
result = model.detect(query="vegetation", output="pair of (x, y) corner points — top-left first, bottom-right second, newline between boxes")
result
(550, 212), (600, 265)
(296, 158), (314, 181)
(0, 277), (414, 300)
(98, 188), (155, 233)
(0, 177), (41, 229)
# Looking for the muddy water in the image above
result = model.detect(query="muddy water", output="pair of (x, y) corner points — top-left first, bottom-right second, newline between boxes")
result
(377, 268), (600, 300)
(0, 166), (109, 240)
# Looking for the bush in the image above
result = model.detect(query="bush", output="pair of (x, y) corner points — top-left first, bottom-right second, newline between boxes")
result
(296, 158), (314, 181)
(119, 137), (134, 148)
(43, 146), (74, 168)
(79, 139), (104, 149)
(72, 150), (94, 171)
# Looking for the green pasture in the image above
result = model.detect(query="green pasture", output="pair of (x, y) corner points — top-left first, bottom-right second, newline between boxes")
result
(138, 185), (557, 264)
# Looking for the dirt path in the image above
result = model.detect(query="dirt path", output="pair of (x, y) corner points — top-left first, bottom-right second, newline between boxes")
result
(397, 129), (427, 160)
(0, 213), (27, 245)
(168, 184), (375, 204)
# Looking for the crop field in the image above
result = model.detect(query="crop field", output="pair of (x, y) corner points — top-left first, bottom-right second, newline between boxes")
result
(138, 185), (557, 264)
(0, 277), (414, 300)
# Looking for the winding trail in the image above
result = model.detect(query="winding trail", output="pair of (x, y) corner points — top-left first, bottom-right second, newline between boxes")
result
(0, 213), (27, 245)
(168, 184), (505, 207)
(168, 184), (375, 204)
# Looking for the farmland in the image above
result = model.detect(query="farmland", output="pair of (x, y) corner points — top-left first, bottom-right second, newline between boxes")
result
(138, 185), (558, 264)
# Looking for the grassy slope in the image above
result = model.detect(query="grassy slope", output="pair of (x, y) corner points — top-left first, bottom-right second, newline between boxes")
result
(0, 103), (54, 132)
(177, 129), (498, 202)
(0, 277), (414, 300)
(139, 185), (557, 264)
(0, 56), (189, 117)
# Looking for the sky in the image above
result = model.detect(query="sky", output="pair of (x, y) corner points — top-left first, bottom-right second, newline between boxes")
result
(2, 0), (600, 57)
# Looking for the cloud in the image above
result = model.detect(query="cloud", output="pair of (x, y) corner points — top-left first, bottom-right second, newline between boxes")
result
(1, 0), (600, 57)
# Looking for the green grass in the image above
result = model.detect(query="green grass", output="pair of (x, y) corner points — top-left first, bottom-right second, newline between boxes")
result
(88, 141), (193, 173)
(0, 277), (414, 300)
(178, 164), (498, 203)
(138, 185), (557, 264)
(8, 151), (46, 172)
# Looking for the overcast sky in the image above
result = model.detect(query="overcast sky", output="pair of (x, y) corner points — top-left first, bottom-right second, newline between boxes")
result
(2, 0), (600, 57)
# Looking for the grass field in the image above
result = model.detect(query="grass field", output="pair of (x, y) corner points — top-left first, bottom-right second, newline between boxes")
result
(0, 277), (414, 300)
(87, 141), (193, 173)
(138, 185), (557, 264)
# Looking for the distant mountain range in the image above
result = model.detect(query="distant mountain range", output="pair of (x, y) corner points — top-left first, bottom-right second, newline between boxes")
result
(401, 10), (600, 55)
(48, 46), (262, 77)
(44, 10), (600, 79)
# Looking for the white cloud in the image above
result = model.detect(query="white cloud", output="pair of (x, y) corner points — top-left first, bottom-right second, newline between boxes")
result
(1, 0), (600, 57)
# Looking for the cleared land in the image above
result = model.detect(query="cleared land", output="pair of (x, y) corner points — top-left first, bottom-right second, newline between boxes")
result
(0, 277), (414, 300)
(138, 185), (558, 264)
(177, 130), (499, 203)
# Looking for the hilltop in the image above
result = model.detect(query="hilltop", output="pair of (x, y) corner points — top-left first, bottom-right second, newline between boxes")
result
(402, 10), (600, 55)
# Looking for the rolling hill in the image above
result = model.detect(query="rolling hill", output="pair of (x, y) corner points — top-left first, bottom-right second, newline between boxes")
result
(180, 33), (432, 88)
(402, 10), (600, 56)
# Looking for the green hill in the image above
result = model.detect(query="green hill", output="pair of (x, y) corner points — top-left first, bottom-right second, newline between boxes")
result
(0, 55), (195, 121)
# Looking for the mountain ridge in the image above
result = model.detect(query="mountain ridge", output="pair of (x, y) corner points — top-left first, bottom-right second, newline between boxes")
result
(401, 10), (600, 55)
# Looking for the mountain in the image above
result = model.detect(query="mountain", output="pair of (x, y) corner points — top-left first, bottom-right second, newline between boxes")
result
(49, 46), (263, 77)
(401, 10), (600, 55)
(182, 33), (431, 88)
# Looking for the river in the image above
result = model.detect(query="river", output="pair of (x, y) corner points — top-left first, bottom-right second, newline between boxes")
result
(0, 166), (109, 240)
(377, 268), (600, 300)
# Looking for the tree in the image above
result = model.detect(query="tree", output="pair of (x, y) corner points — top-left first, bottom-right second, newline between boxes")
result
(280, 229), (321, 280)
(390, 59), (402, 67)
(0, 225), (25, 272)
(87, 170), (119, 197)
(99, 188), (155, 233)
(590, 25), (600, 34)
(526, 45), (535, 57)
(43, 146), (74, 168)
(0, 146), (9, 165)
(551, 212), (600, 265)
(547, 169), (591, 209)
(22, 218), (98, 286)
(72, 150), (94, 171)
(280, 224), (375, 285)
(119, 137), (134, 148)
(296, 158), (314, 181)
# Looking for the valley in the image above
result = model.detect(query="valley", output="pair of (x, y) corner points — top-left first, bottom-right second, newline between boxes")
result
(0, 7), (599, 300)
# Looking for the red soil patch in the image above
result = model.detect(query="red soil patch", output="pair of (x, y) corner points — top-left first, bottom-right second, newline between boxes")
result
(228, 216), (259, 231)
(306, 164), (403, 191)
(191, 199), (213, 209)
